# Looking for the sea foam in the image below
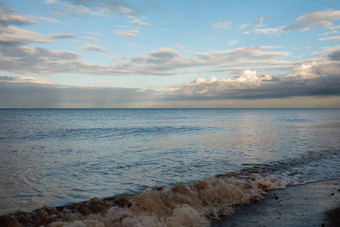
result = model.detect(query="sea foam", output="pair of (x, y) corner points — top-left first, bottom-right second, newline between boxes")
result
(5, 174), (285, 227)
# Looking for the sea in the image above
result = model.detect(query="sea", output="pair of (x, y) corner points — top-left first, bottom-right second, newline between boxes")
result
(0, 108), (339, 225)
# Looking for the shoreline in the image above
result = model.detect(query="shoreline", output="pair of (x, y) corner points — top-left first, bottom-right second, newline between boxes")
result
(213, 179), (340, 227)
(1, 178), (339, 226)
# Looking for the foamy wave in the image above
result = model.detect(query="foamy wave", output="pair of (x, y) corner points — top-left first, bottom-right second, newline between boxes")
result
(2, 174), (286, 227)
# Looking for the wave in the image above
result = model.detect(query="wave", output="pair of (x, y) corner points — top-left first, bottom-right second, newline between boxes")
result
(2, 174), (286, 227)
(14, 126), (208, 141)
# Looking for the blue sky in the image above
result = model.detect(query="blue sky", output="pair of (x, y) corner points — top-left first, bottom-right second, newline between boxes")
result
(0, 0), (339, 107)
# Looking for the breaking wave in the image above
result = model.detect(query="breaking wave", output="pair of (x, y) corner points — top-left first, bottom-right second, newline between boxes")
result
(2, 174), (285, 227)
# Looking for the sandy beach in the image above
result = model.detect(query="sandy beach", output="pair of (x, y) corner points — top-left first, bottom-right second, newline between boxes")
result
(213, 179), (340, 227)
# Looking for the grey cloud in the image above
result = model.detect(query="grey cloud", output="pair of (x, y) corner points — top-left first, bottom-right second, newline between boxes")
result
(166, 59), (340, 101)
(0, 8), (35, 26)
(47, 33), (78, 39)
(0, 25), (51, 44)
(0, 44), (293, 76)
(328, 50), (340, 61)
(0, 8), (51, 45)
(0, 77), (155, 108)
(0, 45), (82, 74)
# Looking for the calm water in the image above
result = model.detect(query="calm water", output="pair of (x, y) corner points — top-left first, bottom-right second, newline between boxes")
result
(0, 109), (339, 215)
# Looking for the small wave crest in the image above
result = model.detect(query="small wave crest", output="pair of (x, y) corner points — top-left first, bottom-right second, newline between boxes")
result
(3, 174), (285, 227)
(18, 126), (208, 141)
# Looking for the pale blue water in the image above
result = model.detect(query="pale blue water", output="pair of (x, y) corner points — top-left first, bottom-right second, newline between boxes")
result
(0, 109), (339, 215)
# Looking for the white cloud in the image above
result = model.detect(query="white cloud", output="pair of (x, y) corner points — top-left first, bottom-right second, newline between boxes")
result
(228, 40), (238, 46)
(63, 3), (93, 15)
(30, 16), (60, 23)
(212, 21), (231, 30)
(114, 29), (139, 37)
(4, 76), (54, 84)
(47, 0), (136, 16)
(330, 25), (340, 30)
(239, 16), (266, 30)
(128, 16), (152, 26)
(80, 36), (98, 41)
(81, 44), (111, 53)
(251, 27), (283, 35)
(248, 9), (340, 36)
(283, 9), (340, 31)
(319, 36), (340, 41)
(45, 0), (58, 3)
(173, 43), (185, 49)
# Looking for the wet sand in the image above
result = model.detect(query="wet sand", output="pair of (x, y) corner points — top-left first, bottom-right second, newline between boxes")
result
(213, 179), (340, 227)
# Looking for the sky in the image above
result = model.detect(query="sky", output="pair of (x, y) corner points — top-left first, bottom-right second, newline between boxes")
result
(0, 0), (339, 108)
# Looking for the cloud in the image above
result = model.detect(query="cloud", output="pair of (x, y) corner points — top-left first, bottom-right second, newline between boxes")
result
(330, 25), (340, 30)
(228, 40), (238, 46)
(80, 36), (98, 41)
(85, 31), (102, 36)
(45, 0), (58, 3)
(0, 44), (291, 76)
(194, 46), (289, 62)
(82, 44), (111, 53)
(47, 33), (78, 39)
(167, 59), (340, 100)
(0, 45), (83, 74)
(314, 45), (340, 61)
(164, 47), (340, 101)
(30, 15), (60, 23)
(248, 9), (340, 36)
(319, 36), (340, 41)
(282, 9), (340, 31)
(128, 16), (152, 26)
(47, 0), (136, 16)
(0, 7), (51, 45)
(0, 76), (155, 108)
(0, 75), (53, 84)
(173, 43), (185, 49)
(251, 27), (283, 35)
(0, 26), (51, 44)
(212, 21), (231, 30)
(239, 16), (266, 30)
(0, 8), (35, 26)
(66, 0), (136, 14)
(1, 46), (339, 107)
(114, 29), (139, 37)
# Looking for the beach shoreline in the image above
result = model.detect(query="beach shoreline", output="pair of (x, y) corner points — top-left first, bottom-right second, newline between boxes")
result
(1, 178), (339, 226)
(213, 179), (340, 227)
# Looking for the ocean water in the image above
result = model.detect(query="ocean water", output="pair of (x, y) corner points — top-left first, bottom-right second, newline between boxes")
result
(0, 109), (339, 224)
